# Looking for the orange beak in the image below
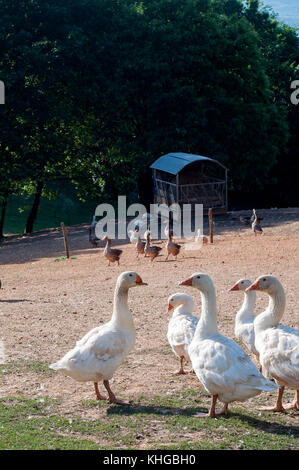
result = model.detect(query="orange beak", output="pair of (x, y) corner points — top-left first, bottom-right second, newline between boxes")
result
(246, 280), (259, 291)
(229, 282), (239, 291)
(167, 303), (174, 313)
(135, 274), (147, 286)
(179, 277), (193, 287)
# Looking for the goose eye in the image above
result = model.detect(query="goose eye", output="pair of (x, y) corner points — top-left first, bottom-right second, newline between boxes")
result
(263, 278), (266, 282)
(197, 276), (201, 279)
(129, 274), (133, 277)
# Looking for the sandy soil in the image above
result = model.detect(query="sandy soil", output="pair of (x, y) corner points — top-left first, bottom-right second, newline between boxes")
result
(0, 208), (298, 419)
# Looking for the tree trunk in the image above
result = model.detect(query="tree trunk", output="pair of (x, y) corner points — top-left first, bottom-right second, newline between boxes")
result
(25, 180), (44, 234)
(0, 196), (8, 239)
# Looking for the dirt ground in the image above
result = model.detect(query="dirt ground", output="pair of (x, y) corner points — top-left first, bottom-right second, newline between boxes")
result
(0, 208), (298, 421)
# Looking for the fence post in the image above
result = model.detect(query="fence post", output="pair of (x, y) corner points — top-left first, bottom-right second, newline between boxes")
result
(208, 208), (213, 244)
(61, 222), (70, 258)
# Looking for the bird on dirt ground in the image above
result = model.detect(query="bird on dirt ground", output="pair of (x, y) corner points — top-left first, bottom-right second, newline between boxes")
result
(178, 273), (278, 418)
(89, 216), (100, 247)
(50, 271), (148, 404)
(238, 210), (263, 226)
(167, 293), (198, 375)
(144, 233), (162, 262)
(247, 275), (299, 412)
(252, 209), (264, 236)
(102, 236), (123, 266)
(135, 233), (146, 259)
(166, 232), (181, 261)
(250, 209), (263, 224)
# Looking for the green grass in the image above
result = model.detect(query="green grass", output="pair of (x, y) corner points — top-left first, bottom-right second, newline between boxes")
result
(0, 386), (298, 450)
(53, 256), (78, 262)
(3, 181), (97, 235)
(0, 361), (55, 377)
(0, 397), (102, 450)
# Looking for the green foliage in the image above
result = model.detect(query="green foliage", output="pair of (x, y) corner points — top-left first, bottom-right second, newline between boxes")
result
(0, 0), (298, 233)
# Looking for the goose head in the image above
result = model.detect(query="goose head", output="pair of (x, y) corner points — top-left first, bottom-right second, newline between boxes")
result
(246, 275), (281, 295)
(179, 272), (213, 293)
(118, 271), (148, 288)
(167, 292), (194, 313)
(229, 278), (252, 292)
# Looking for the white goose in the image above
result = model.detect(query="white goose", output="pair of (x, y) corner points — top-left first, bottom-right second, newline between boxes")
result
(229, 279), (259, 360)
(50, 272), (147, 404)
(179, 273), (278, 418)
(167, 293), (198, 374)
(247, 275), (299, 411)
(128, 229), (139, 244)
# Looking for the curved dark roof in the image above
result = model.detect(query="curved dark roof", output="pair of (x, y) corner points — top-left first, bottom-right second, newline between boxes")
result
(150, 152), (227, 175)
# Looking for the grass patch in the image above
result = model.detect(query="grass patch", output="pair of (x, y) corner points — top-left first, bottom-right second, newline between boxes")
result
(0, 397), (101, 450)
(0, 389), (298, 450)
(53, 256), (78, 262)
(0, 361), (55, 377)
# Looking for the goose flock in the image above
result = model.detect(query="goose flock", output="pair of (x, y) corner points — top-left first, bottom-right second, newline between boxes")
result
(50, 269), (299, 418)
(101, 226), (208, 265)
(3, 209), (296, 426)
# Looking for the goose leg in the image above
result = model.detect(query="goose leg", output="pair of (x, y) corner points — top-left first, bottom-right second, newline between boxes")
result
(283, 390), (299, 410)
(175, 356), (186, 375)
(259, 386), (285, 412)
(194, 394), (228, 418)
(94, 382), (107, 401)
(103, 380), (127, 405)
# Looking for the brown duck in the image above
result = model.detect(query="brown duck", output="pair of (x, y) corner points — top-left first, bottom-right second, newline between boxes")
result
(135, 234), (146, 259)
(251, 209), (263, 236)
(166, 232), (181, 261)
(144, 234), (162, 262)
(102, 236), (123, 266)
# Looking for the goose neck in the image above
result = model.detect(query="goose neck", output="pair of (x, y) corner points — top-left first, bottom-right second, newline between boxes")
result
(111, 283), (134, 330)
(255, 285), (286, 333)
(196, 286), (218, 337)
(237, 291), (256, 323)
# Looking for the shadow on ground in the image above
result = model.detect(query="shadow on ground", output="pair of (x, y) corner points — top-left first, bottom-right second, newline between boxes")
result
(1, 208), (298, 265)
